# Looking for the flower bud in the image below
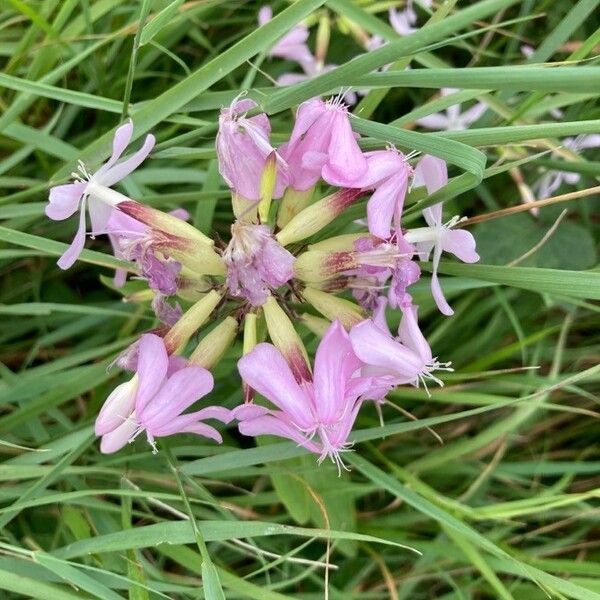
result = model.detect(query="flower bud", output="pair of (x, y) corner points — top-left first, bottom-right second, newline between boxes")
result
(294, 250), (356, 283)
(300, 312), (331, 337)
(157, 236), (225, 277)
(315, 12), (331, 64)
(232, 194), (259, 224)
(118, 201), (212, 247)
(176, 272), (213, 302)
(262, 296), (311, 382)
(308, 232), (365, 252)
(189, 316), (238, 369)
(258, 152), (277, 224)
(276, 187), (314, 229)
(163, 289), (222, 353)
(276, 188), (365, 246)
(302, 287), (365, 330)
(243, 312), (258, 403)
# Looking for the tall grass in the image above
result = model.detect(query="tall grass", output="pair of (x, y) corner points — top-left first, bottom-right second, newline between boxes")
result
(0, 1), (599, 598)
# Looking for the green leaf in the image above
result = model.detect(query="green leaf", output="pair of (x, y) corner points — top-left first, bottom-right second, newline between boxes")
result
(140, 0), (185, 46)
(52, 0), (328, 182)
(435, 262), (600, 300)
(53, 519), (417, 560)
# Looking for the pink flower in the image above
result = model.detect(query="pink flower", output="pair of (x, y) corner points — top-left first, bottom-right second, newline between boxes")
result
(106, 209), (186, 295)
(258, 6), (314, 69)
(389, 0), (432, 35)
(346, 235), (420, 309)
(235, 320), (374, 472)
(357, 147), (414, 240)
(416, 88), (486, 131)
(223, 222), (295, 306)
(46, 120), (154, 269)
(406, 156), (479, 316)
(216, 97), (286, 201)
(533, 134), (600, 199)
(279, 97), (367, 191)
(95, 333), (231, 454)
(349, 297), (448, 399)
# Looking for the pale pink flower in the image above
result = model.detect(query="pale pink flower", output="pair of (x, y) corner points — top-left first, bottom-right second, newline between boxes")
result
(95, 333), (231, 454)
(533, 134), (600, 199)
(416, 88), (487, 131)
(350, 297), (448, 400)
(216, 97), (286, 201)
(46, 120), (154, 269)
(258, 6), (313, 69)
(357, 146), (414, 239)
(406, 155), (479, 316)
(106, 208), (188, 295)
(346, 235), (420, 309)
(235, 320), (374, 472)
(223, 222), (295, 306)
(279, 97), (367, 191)
(389, 0), (432, 35)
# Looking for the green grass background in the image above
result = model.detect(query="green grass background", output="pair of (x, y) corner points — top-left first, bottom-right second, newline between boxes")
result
(0, 0), (599, 598)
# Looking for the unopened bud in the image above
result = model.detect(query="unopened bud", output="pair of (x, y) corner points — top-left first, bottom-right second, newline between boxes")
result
(243, 312), (258, 403)
(263, 296), (311, 382)
(294, 250), (356, 283)
(119, 201), (212, 247)
(158, 236), (224, 277)
(125, 288), (155, 303)
(308, 232), (365, 252)
(337, 16), (371, 47)
(276, 188), (365, 246)
(189, 316), (238, 369)
(315, 12), (331, 64)
(277, 187), (314, 229)
(163, 289), (222, 353)
(258, 152), (277, 224)
(176, 273), (213, 302)
(243, 312), (258, 356)
(302, 287), (365, 330)
(301, 312), (331, 337)
(232, 194), (258, 224)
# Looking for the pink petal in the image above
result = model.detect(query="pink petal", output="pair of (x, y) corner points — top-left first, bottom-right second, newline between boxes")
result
(414, 155), (448, 196)
(313, 320), (362, 424)
(288, 98), (326, 146)
(429, 244), (453, 315)
(134, 333), (169, 413)
(57, 198), (87, 270)
(237, 344), (314, 429)
(88, 198), (114, 236)
(149, 414), (222, 442)
(397, 304), (432, 363)
(139, 366), (214, 426)
(349, 320), (425, 381)
(238, 413), (319, 451)
(100, 134), (155, 187)
(461, 102), (487, 126)
(366, 175), (404, 239)
(258, 5), (272, 25)
(277, 72), (309, 87)
(46, 183), (86, 221)
(95, 377), (138, 436)
(415, 114), (450, 130)
(431, 270), (454, 316)
(95, 121), (134, 179)
(442, 229), (479, 263)
(99, 418), (138, 454)
(321, 112), (367, 186)
(359, 150), (404, 188)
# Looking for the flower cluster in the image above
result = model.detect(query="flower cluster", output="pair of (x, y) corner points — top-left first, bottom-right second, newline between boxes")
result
(46, 93), (480, 472)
